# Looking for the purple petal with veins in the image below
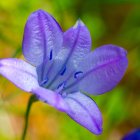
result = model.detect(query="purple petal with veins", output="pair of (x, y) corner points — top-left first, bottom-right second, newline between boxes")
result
(0, 58), (39, 92)
(64, 92), (102, 134)
(65, 45), (128, 94)
(22, 9), (63, 66)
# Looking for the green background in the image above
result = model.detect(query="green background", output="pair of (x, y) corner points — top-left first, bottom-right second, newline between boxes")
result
(0, 0), (140, 140)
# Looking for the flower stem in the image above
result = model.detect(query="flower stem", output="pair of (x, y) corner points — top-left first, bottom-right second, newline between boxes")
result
(21, 95), (38, 140)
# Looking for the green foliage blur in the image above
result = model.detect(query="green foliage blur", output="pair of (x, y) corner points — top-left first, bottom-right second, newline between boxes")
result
(0, 0), (140, 140)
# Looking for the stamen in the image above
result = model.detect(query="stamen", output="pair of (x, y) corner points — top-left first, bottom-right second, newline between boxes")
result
(40, 77), (49, 86)
(49, 50), (53, 60)
(74, 71), (83, 79)
(57, 81), (66, 90)
(60, 66), (66, 75)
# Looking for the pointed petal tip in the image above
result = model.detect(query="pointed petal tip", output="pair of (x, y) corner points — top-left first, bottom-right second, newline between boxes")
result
(73, 19), (85, 28)
(78, 19), (85, 25)
(91, 117), (103, 135)
(30, 9), (48, 19)
(94, 127), (103, 135)
(104, 44), (128, 56)
(32, 9), (45, 15)
(98, 44), (128, 64)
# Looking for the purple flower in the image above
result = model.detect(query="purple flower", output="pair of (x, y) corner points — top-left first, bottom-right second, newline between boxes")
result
(122, 129), (140, 140)
(0, 10), (128, 135)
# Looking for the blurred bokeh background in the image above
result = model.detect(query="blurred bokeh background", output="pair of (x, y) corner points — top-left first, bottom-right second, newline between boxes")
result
(0, 0), (140, 140)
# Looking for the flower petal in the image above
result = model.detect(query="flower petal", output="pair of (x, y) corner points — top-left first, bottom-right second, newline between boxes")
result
(65, 44), (128, 94)
(32, 87), (69, 112)
(32, 87), (102, 134)
(64, 92), (102, 135)
(63, 19), (91, 67)
(22, 9), (63, 66)
(0, 58), (39, 92)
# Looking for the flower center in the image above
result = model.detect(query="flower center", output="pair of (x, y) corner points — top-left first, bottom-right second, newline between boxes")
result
(37, 50), (83, 93)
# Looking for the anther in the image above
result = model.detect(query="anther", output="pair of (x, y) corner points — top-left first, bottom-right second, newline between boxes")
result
(74, 71), (83, 79)
(40, 77), (49, 86)
(57, 81), (66, 90)
(60, 65), (66, 75)
(49, 50), (53, 60)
